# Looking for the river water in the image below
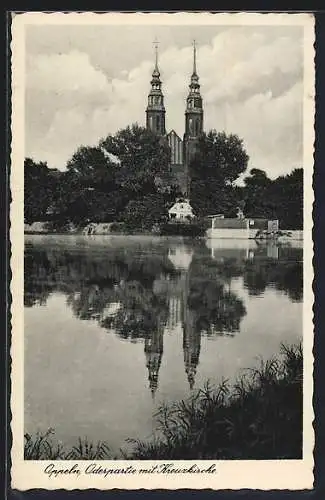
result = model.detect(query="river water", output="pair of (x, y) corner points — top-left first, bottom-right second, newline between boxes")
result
(24, 235), (303, 455)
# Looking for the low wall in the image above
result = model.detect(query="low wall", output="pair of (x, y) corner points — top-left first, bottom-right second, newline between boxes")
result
(210, 218), (272, 230)
(249, 219), (272, 231)
(206, 228), (250, 239)
(211, 218), (248, 230)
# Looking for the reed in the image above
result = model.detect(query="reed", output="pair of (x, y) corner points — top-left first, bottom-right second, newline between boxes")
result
(24, 430), (113, 460)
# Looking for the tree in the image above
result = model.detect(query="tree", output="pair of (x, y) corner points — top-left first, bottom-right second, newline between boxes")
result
(189, 131), (249, 216)
(100, 123), (171, 197)
(120, 194), (168, 231)
(44, 124), (173, 227)
(242, 167), (303, 228)
(244, 168), (271, 188)
(66, 145), (118, 192)
(243, 168), (274, 218)
(270, 168), (303, 229)
(24, 158), (62, 223)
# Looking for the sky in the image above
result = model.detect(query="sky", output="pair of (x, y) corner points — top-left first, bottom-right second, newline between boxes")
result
(25, 23), (304, 179)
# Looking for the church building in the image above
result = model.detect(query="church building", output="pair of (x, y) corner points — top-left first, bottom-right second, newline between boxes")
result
(146, 41), (204, 195)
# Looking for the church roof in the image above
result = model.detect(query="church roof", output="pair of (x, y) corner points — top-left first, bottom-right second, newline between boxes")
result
(167, 129), (182, 141)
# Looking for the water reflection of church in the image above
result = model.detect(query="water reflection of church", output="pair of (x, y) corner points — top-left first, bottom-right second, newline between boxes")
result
(143, 242), (280, 398)
(25, 239), (300, 401)
(144, 245), (200, 396)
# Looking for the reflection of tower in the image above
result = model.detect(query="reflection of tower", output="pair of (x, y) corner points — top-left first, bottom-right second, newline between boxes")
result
(167, 296), (182, 329)
(183, 308), (201, 391)
(267, 243), (279, 260)
(144, 321), (164, 399)
(167, 244), (201, 390)
(167, 245), (194, 329)
(181, 267), (201, 391)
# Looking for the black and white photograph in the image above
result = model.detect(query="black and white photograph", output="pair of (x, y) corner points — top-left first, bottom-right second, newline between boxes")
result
(10, 12), (314, 490)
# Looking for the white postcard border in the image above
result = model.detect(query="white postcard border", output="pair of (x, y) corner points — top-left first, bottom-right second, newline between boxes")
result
(10, 11), (315, 491)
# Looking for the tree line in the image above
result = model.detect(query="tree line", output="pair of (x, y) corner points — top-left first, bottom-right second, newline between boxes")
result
(24, 123), (303, 230)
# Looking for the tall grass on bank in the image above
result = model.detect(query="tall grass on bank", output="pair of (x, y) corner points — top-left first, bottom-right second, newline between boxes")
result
(24, 342), (302, 460)
(24, 429), (112, 460)
(128, 342), (303, 460)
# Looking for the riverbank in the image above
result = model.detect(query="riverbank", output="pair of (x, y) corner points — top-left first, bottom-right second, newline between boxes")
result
(25, 221), (303, 241)
(24, 342), (302, 460)
(24, 221), (114, 235)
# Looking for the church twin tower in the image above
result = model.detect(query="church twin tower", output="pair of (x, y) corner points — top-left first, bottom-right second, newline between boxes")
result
(146, 41), (204, 194)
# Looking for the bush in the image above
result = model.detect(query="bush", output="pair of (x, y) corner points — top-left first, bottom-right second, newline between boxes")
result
(44, 220), (76, 233)
(109, 222), (126, 234)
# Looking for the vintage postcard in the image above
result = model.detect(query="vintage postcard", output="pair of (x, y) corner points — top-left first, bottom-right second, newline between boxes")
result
(10, 11), (315, 490)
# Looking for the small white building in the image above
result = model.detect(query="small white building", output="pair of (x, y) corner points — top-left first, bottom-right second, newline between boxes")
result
(168, 199), (195, 221)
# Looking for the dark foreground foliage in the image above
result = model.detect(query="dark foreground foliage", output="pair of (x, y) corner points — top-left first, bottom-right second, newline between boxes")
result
(160, 220), (208, 237)
(24, 343), (302, 460)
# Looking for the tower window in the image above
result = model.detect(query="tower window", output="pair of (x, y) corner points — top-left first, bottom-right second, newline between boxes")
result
(189, 118), (193, 134)
(156, 115), (160, 132)
(195, 119), (199, 136)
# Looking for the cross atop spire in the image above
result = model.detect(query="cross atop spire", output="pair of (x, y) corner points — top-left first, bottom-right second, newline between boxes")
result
(153, 37), (159, 71)
(192, 39), (197, 75)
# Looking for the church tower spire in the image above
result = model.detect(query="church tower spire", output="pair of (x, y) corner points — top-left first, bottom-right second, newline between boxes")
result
(183, 40), (204, 196)
(154, 38), (159, 73)
(146, 39), (166, 136)
(193, 38), (197, 75)
(185, 40), (204, 139)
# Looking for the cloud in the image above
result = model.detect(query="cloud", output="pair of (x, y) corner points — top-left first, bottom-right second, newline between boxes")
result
(25, 26), (303, 178)
(227, 82), (303, 176)
(27, 50), (110, 94)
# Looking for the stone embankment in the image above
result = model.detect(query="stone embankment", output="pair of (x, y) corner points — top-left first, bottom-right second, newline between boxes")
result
(24, 222), (115, 235)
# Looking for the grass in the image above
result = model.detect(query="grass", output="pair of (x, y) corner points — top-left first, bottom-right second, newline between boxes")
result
(24, 429), (113, 460)
(24, 342), (303, 460)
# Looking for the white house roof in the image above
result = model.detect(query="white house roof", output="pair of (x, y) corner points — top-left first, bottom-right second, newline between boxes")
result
(168, 200), (194, 214)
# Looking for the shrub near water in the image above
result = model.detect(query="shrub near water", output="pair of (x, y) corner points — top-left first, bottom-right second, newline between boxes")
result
(24, 343), (302, 460)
